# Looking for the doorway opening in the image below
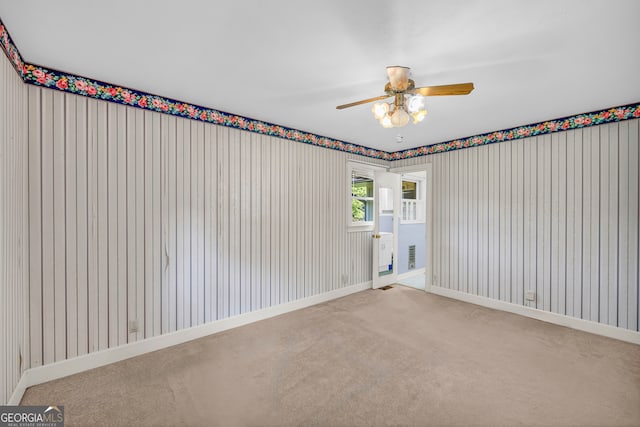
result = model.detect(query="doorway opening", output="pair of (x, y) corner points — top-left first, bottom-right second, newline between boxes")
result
(371, 164), (431, 291)
(396, 171), (427, 290)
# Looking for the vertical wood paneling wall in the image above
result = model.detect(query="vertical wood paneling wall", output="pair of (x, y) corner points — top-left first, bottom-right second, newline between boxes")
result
(0, 52), (29, 404)
(25, 85), (383, 369)
(396, 120), (640, 331)
(5, 45), (638, 402)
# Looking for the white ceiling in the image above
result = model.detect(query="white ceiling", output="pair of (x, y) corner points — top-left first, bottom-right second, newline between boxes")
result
(1, 0), (639, 152)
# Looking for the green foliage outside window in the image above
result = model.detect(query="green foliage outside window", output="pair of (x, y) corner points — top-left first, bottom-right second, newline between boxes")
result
(351, 177), (373, 222)
(352, 185), (367, 221)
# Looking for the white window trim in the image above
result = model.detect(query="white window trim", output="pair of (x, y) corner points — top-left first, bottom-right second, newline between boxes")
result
(347, 161), (386, 232)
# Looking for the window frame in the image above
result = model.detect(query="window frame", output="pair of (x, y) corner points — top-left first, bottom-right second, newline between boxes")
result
(400, 176), (426, 224)
(347, 161), (386, 232)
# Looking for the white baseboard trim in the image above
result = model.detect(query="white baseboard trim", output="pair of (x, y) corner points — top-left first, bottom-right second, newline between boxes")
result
(7, 281), (371, 405)
(397, 268), (425, 281)
(7, 375), (29, 407)
(426, 285), (640, 346)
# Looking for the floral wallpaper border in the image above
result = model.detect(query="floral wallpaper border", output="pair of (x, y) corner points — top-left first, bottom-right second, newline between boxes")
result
(24, 61), (388, 159)
(0, 19), (25, 79)
(390, 103), (640, 160)
(2, 17), (639, 162)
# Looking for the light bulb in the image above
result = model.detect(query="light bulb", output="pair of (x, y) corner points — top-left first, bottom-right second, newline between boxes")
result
(371, 102), (389, 120)
(406, 95), (424, 114)
(390, 108), (410, 127)
(380, 114), (393, 128)
(412, 109), (428, 124)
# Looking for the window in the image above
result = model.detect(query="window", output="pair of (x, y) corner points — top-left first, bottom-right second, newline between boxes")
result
(347, 161), (385, 230)
(351, 172), (374, 224)
(401, 178), (425, 223)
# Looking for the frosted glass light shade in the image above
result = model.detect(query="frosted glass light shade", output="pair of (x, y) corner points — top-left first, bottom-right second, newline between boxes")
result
(380, 114), (393, 128)
(390, 108), (410, 127)
(412, 109), (428, 123)
(372, 102), (389, 120)
(406, 95), (425, 113)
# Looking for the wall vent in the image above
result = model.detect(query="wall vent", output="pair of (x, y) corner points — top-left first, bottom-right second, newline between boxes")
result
(408, 245), (416, 270)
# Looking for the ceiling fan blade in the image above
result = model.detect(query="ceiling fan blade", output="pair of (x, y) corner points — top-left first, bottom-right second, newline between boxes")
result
(414, 82), (475, 96)
(336, 95), (390, 110)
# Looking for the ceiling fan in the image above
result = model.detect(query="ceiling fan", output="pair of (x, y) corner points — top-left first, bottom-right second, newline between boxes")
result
(336, 66), (474, 128)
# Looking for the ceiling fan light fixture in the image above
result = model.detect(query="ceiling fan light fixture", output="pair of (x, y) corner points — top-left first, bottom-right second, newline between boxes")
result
(372, 102), (389, 120)
(390, 107), (410, 127)
(336, 65), (473, 130)
(412, 109), (428, 124)
(380, 113), (393, 128)
(406, 95), (425, 114)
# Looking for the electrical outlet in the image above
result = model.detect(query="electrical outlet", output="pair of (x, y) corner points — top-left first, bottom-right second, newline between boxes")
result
(341, 274), (349, 284)
(128, 320), (139, 334)
(525, 290), (536, 302)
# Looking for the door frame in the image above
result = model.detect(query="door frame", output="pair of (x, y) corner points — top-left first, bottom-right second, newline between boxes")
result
(389, 162), (433, 290)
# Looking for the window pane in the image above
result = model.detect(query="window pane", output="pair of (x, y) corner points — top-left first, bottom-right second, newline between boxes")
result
(352, 173), (373, 198)
(352, 198), (373, 223)
(349, 167), (375, 225)
(402, 180), (417, 199)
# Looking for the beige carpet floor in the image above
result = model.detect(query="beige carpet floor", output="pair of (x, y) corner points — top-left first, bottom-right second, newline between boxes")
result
(22, 285), (640, 426)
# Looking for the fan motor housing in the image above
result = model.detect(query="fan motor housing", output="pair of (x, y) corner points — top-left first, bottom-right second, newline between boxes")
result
(384, 79), (416, 96)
